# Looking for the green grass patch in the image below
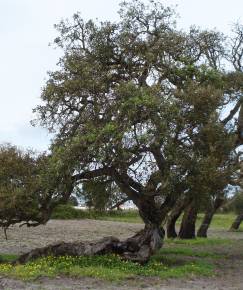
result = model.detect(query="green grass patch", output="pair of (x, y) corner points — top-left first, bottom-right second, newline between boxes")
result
(174, 213), (238, 230)
(197, 213), (238, 229)
(0, 254), (18, 263)
(161, 247), (223, 259)
(165, 237), (230, 246)
(0, 252), (214, 281)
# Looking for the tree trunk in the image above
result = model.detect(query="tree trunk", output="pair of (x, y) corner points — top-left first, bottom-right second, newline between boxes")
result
(178, 202), (197, 239)
(15, 196), (166, 265)
(197, 197), (224, 238)
(230, 213), (243, 230)
(166, 197), (190, 238)
(15, 223), (164, 265)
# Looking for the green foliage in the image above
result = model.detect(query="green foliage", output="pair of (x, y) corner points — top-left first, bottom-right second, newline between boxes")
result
(51, 205), (86, 219)
(68, 196), (79, 206)
(51, 206), (142, 222)
(94, 209), (142, 223)
(30, 0), (238, 230)
(0, 144), (43, 230)
(81, 179), (126, 212)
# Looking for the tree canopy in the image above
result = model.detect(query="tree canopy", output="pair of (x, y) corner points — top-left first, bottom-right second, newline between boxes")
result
(33, 0), (238, 220)
(0, 144), (41, 233)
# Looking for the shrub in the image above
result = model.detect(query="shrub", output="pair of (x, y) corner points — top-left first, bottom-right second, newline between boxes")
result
(51, 205), (86, 219)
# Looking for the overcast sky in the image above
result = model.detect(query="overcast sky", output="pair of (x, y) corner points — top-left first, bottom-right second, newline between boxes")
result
(0, 0), (242, 151)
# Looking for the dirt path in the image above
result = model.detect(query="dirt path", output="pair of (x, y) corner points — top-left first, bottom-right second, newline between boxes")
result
(0, 219), (243, 290)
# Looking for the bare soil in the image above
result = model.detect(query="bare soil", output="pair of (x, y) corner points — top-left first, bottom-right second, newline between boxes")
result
(0, 219), (243, 290)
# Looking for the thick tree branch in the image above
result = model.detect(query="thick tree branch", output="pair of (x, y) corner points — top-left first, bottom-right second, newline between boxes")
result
(150, 146), (166, 174)
(221, 99), (242, 125)
(72, 167), (112, 182)
(113, 170), (141, 204)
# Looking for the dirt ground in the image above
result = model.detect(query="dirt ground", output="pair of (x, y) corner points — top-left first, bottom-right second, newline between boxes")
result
(0, 219), (243, 290)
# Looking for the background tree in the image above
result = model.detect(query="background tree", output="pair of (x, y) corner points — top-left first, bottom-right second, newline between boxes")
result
(166, 195), (190, 238)
(167, 22), (243, 239)
(81, 178), (128, 211)
(197, 195), (225, 238)
(167, 120), (236, 239)
(0, 144), (43, 238)
(230, 192), (243, 230)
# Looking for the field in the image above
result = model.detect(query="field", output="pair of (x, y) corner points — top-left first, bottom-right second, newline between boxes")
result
(0, 212), (243, 290)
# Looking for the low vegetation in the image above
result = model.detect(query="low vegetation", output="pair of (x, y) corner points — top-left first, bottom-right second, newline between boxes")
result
(0, 239), (218, 281)
(51, 205), (141, 222)
(0, 214), (241, 283)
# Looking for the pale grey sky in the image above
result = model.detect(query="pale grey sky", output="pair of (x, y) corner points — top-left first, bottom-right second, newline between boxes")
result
(0, 0), (242, 151)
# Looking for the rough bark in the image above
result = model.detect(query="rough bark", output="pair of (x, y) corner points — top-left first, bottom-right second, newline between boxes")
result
(15, 224), (164, 265)
(166, 197), (190, 238)
(178, 202), (197, 239)
(197, 197), (224, 238)
(230, 213), (243, 230)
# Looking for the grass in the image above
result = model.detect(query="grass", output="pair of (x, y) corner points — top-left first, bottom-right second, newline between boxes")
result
(0, 238), (224, 281)
(0, 248), (214, 281)
(161, 247), (224, 259)
(166, 237), (230, 246)
(195, 213), (237, 229)
(0, 254), (18, 263)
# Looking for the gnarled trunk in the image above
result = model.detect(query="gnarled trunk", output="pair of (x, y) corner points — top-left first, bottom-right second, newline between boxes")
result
(166, 197), (190, 238)
(230, 213), (243, 230)
(15, 223), (164, 265)
(178, 202), (197, 239)
(15, 196), (166, 265)
(197, 197), (224, 238)
(122, 223), (164, 263)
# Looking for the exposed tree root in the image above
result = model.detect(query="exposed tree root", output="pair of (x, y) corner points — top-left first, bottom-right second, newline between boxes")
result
(14, 225), (165, 265)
